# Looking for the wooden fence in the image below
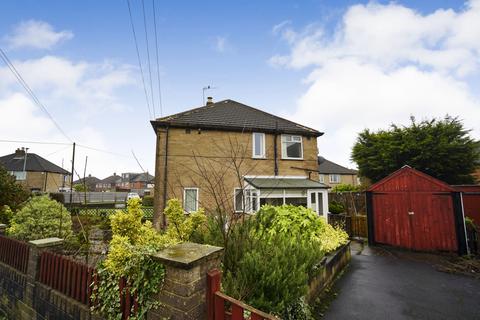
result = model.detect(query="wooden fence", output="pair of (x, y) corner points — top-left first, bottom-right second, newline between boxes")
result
(328, 213), (368, 238)
(207, 269), (276, 320)
(39, 251), (95, 306)
(0, 235), (29, 273)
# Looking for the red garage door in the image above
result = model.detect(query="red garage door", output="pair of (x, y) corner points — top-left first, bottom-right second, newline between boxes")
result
(373, 191), (457, 251)
(368, 166), (465, 253)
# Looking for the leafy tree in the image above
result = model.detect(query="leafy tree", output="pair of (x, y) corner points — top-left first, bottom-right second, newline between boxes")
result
(0, 166), (29, 223)
(7, 195), (72, 240)
(73, 184), (87, 192)
(351, 116), (480, 184)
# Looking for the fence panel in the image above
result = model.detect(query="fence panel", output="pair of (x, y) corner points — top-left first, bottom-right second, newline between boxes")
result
(39, 251), (95, 305)
(0, 235), (30, 273)
(328, 214), (368, 239)
(207, 269), (276, 320)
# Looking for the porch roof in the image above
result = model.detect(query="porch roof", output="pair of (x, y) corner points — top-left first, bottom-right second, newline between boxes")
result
(244, 177), (329, 189)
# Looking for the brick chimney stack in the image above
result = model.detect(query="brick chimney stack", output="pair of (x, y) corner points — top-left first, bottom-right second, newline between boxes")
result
(206, 96), (214, 105)
(15, 148), (25, 157)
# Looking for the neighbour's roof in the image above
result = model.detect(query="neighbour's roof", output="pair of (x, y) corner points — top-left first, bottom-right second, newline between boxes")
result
(98, 175), (122, 184)
(131, 172), (154, 183)
(318, 157), (358, 175)
(73, 176), (100, 184)
(0, 152), (69, 175)
(245, 177), (329, 189)
(151, 99), (323, 137)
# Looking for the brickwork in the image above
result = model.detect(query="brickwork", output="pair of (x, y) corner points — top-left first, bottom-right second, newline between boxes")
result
(19, 171), (67, 192)
(154, 127), (320, 217)
(0, 237), (99, 320)
(149, 242), (223, 320)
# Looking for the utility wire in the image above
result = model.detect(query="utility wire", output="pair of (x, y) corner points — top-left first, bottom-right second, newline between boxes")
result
(126, 0), (153, 119)
(0, 48), (72, 142)
(76, 144), (130, 158)
(141, 0), (156, 118)
(152, 0), (163, 117)
(0, 139), (71, 145)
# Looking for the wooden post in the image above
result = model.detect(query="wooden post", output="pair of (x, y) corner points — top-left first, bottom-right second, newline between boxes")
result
(207, 269), (221, 320)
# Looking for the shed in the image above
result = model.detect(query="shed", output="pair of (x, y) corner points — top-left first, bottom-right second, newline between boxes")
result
(366, 166), (467, 254)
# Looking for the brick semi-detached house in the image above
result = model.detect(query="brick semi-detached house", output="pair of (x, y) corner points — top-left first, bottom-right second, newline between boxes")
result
(150, 98), (329, 227)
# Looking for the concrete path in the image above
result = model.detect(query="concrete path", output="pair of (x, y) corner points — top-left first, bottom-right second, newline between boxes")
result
(323, 245), (480, 320)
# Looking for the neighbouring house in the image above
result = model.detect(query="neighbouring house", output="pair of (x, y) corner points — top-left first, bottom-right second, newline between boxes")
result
(0, 148), (71, 193)
(118, 172), (154, 190)
(95, 173), (122, 191)
(151, 97), (329, 225)
(95, 172), (154, 192)
(317, 156), (359, 187)
(73, 174), (100, 191)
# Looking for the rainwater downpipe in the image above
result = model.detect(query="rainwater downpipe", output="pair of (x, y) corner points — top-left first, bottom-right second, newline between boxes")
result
(162, 126), (169, 228)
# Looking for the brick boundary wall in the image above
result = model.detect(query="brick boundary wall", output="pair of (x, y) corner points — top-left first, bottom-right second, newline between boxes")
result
(0, 236), (223, 320)
(306, 241), (351, 303)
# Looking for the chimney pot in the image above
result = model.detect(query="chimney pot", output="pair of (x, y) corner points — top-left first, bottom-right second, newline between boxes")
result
(206, 96), (213, 105)
(15, 148), (26, 157)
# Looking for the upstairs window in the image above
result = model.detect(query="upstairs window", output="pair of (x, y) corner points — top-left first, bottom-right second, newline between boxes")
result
(252, 132), (265, 158)
(319, 174), (325, 183)
(281, 135), (303, 159)
(329, 174), (341, 183)
(183, 188), (199, 213)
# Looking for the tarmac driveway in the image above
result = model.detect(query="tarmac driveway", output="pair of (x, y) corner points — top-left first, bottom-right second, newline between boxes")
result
(323, 245), (480, 320)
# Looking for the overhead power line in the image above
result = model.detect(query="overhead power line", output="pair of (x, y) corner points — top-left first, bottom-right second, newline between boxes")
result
(126, 0), (153, 119)
(0, 48), (72, 142)
(152, 0), (163, 117)
(0, 139), (70, 145)
(142, 0), (156, 118)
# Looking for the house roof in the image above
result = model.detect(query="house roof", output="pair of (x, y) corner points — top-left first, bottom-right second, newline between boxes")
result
(318, 157), (357, 175)
(98, 175), (122, 184)
(0, 152), (69, 175)
(151, 99), (323, 137)
(131, 172), (154, 183)
(73, 175), (100, 185)
(244, 177), (329, 189)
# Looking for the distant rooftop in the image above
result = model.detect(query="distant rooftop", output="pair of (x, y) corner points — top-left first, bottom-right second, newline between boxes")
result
(318, 156), (357, 175)
(0, 149), (69, 175)
(151, 99), (323, 137)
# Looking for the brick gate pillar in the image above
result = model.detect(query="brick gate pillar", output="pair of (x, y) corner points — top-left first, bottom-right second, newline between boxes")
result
(24, 238), (64, 308)
(148, 242), (223, 320)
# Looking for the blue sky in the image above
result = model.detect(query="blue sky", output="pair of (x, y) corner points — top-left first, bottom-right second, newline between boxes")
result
(0, 0), (478, 179)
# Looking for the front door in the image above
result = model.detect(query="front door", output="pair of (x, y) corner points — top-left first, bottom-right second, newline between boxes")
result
(307, 190), (325, 217)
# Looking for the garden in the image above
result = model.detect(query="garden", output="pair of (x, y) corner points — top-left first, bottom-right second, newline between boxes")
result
(0, 167), (349, 319)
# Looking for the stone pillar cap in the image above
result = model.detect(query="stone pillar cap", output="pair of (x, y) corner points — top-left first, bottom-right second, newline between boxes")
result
(151, 242), (223, 269)
(29, 237), (64, 248)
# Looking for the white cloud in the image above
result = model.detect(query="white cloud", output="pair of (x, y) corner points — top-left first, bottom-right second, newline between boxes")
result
(5, 20), (73, 49)
(0, 51), (141, 177)
(272, 1), (480, 168)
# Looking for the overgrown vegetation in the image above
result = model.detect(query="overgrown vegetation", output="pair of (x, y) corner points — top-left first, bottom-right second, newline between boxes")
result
(331, 184), (362, 193)
(0, 166), (30, 224)
(7, 195), (72, 241)
(328, 201), (345, 214)
(215, 205), (348, 319)
(92, 198), (207, 319)
(352, 116), (480, 184)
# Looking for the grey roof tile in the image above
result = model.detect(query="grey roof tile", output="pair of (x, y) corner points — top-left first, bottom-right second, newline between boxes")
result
(318, 157), (358, 174)
(0, 152), (69, 175)
(151, 99), (322, 136)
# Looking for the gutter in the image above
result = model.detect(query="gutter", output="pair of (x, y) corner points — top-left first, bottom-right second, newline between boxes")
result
(161, 126), (169, 228)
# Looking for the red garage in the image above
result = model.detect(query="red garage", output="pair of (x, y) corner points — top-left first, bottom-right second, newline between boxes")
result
(366, 166), (468, 255)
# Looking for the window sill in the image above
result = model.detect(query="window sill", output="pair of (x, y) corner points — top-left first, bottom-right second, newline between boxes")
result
(281, 157), (304, 161)
(252, 156), (267, 160)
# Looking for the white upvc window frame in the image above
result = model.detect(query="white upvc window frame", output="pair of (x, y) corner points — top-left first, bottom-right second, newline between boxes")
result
(252, 132), (266, 159)
(183, 187), (199, 213)
(319, 174), (325, 183)
(234, 187), (259, 214)
(329, 174), (341, 183)
(281, 134), (303, 160)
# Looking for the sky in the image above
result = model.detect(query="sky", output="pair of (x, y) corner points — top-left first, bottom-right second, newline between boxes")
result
(0, 0), (479, 180)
